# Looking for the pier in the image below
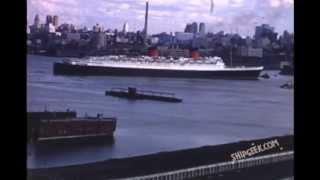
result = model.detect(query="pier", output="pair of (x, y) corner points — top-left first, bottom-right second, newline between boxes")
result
(28, 135), (293, 180)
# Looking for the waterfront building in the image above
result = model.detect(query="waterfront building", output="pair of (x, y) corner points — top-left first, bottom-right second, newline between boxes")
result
(238, 46), (263, 58)
(245, 36), (253, 47)
(57, 23), (70, 33)
(152, 32), (174, 46)
(46, 23), (56, 33)
(69, 24), (76, 32)
(92, 32), (106, 50)
(56, 23), (75, 33)
(192, 36), (208, 48)
(40, 24), (45, 31)
(116, 36), (129, 43)
(175, 32), (194, 41)
(93, 24), (103, 32)
(221, 36), (232, 47)
(254, 24), (278, 43)
(157, 47), (190, 58)
(83, 26), (88, 32)
(260, 38), (271, 48)
(150, 37), (159, 44)
(279, 30), (294, 50)
(65, 32), (81, 42)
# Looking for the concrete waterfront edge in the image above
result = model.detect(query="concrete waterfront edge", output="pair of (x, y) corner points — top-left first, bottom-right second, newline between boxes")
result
(116, 151), (294, 180)
(28, 135), (293, 179)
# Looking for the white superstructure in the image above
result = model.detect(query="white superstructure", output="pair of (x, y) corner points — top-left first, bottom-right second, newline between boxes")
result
(64, 56), (263, 71)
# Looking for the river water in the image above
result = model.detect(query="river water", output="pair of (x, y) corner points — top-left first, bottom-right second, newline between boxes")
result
(27, 55), (293, 169)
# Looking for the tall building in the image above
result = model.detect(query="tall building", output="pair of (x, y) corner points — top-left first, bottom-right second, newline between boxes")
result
(191, 22), (198, 34)
(93, 24), (104, 32)
(34, 14), (40, 26)
(254, 24), (277, 42)
(53, 15), (59, 27)
(123, 22), (129, 34)
(143, 0), (149, 38)
(93, 32), (106, 50)
(46, 15), (53, 25)
(184, 23), (192, 33)
(199, 22), (206, 34)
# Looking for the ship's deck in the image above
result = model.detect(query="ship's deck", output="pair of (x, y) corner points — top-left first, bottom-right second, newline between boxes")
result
(65, 56), (263, 71)
(40, 117), (116, 122)
(69, 61), (263, 71)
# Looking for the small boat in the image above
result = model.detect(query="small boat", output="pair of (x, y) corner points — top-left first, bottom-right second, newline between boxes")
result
(260, 73), (270, 79)
(280, 81), (294, 89)
(105, 87), (182, 103)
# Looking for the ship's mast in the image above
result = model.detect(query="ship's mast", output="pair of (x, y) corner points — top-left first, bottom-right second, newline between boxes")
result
(143, 0), (149, 43)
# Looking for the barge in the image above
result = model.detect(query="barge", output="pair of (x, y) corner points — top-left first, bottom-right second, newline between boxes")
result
(53, 56), (263, 79)
(105, 87), (182, 103)
(28, 111), (117, 142)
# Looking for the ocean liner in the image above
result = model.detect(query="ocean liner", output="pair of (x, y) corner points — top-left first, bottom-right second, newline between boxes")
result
(53, 56), (263, 79)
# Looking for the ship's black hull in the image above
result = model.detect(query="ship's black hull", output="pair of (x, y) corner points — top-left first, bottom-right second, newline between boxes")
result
(54, 63), (262, 80)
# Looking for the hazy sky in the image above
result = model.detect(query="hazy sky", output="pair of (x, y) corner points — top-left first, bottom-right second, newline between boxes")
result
(27, 0), (294, 36)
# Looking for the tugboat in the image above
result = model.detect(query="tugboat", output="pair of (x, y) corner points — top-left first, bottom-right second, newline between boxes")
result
(28, 110), (117, 142)
(105, 87), (182, 103)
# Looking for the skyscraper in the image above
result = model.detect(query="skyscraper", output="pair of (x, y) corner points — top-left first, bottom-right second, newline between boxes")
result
(191, 22), (198, 34)
(53, 15), (59, 27)
(123, 22), (129, 34)
(184, 24), (192, 33)
(46, 15), (53, 25)
(199, 22), (206, 34)
(34, 14), (40, 26)
(143, 0), (149, 38)
(254, 24), (277, 42)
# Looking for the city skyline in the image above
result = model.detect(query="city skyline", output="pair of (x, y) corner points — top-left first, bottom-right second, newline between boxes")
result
(27, 0), (294, 36)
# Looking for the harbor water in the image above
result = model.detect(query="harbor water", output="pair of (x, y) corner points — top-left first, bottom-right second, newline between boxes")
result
(27, 55), (294, 169)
